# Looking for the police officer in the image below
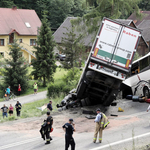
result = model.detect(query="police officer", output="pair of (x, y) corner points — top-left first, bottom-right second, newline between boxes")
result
(62, 118), (76, 150)
(45, 111), (53, 145)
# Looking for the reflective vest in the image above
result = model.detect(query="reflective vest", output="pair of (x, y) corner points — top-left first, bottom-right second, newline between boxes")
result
(100, 113), (110, 129)
(34, 84), (37, 89)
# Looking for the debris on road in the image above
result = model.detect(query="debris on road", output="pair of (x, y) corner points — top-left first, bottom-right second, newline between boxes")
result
(36, 104), (47, 111)
(118, 107), (124, 112)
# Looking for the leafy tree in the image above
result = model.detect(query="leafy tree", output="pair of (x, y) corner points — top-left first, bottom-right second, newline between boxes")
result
(0, 0), (14, 8)
(4, 40), (28, 95)
(13, 0), (38, 9)
(138, 0), (150, 11)
(81, 0), (142, 33)
(58, 24), (85, 74)
(31, 15), (56, 87)
(36, 0), (88, 29)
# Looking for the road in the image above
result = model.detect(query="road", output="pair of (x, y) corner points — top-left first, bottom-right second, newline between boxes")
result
(0, 91), (47, 108)
(0, 98), (150, 150)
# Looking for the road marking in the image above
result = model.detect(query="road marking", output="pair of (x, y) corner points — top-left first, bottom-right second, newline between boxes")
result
(0, 137), (40, 150)
(89, 132), (150, 150)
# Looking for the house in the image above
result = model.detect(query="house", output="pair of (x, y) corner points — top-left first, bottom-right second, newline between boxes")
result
(0, 6), (41, 63)
(54, 17), (148, 57)
(53, 17), (94, 55)
(128, 11), (150, 50)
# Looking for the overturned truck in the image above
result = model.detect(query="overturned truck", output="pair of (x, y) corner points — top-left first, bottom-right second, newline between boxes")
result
(57, 17), (141, 109)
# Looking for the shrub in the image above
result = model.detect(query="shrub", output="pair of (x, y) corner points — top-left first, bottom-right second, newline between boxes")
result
(47, 81), (64, 98)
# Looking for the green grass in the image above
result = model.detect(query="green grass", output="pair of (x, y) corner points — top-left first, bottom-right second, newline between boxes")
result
(0, 94), (64, 122)
(0, 67), (68, 100)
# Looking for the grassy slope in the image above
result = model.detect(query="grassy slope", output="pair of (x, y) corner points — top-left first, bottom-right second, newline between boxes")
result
(0, 67), (67, 122)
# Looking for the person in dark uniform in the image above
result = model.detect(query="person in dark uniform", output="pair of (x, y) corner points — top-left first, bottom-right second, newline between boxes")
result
(15, 101), (22, 117)
(47, 101), (53, 111)
(45, 111), (53, 145)
(62, 118), (76, 150)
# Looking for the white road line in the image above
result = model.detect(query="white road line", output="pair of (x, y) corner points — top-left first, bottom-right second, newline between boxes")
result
(0, 137), (40, 150)
(89, 132), (150, 150)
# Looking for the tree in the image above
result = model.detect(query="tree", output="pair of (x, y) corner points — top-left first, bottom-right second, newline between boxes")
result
(58, 24), (85, 74)
(0, 0), (14, 8)
(138, 0), (150, 11)
(82, 0), (142, 33)
(36, 0), (88, 29)
(4, 40), (28, 95)
(31, 15), (56, 87)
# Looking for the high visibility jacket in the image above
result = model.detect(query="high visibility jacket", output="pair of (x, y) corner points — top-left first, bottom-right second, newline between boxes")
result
(100, 113), (110, 129)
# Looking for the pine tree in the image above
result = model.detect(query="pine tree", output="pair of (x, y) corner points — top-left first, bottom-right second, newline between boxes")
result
(31, 15), (56, 87)
(4, 40), (28, 95)
(58, 24), (85, 73)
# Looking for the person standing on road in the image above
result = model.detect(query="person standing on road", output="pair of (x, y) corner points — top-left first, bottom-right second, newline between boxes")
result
(47, 101), (53, 111)
(15, 101), (22, 117)
(33, 82), (38, 94)
(8, 104), (13, 116)
(1, 104), (8, 118)
(93, 108), (109, 143)
(45, 111), (53, 145)
(18, 84), (21, 96)
(62, 118), (76, 150)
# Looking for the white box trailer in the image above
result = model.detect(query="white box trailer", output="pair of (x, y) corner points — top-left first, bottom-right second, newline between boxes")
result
(57, 17), (141, 108)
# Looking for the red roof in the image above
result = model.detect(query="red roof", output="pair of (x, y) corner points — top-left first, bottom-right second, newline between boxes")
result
(128, 11), (150, 26)
(0, 7), (41, 35)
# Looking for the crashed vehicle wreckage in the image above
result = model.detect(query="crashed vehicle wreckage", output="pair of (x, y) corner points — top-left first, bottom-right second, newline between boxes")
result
(57, 17), (142, 109)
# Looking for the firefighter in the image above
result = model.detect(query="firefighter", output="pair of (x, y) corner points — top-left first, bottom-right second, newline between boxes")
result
(93, 108), (109, 143)
(62, 118), (76, 150)
(45, 111), (53, 145)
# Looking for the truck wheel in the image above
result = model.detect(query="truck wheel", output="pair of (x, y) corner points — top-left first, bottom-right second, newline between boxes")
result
(103, 90), (117, 106)
(86, 71), (95, 81)
(76, 82), (87, 98)
(143, 87), (149, 98)
(85, 97), (91, 106)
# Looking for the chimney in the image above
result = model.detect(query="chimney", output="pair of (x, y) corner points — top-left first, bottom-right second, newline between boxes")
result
(12, 6), (17, 10)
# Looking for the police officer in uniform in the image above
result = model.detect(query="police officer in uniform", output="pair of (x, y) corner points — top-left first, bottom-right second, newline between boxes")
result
(45, 111), (53, 144)
(62, 118), (76, 150)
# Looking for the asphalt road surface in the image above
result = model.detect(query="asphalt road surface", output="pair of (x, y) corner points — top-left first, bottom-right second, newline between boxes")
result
(1, 98), (150, 150)
(0, 91), (47, 108)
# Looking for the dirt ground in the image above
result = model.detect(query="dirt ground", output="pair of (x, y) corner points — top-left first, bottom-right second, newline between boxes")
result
(0, 106), (140, 138)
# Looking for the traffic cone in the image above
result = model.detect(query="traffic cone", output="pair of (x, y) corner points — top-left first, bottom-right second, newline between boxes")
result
(118, 107), (124, 112)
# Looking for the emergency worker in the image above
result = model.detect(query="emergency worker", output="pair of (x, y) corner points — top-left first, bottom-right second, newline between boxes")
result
(93, 108), (109, 143)
(62, 118), (75, 150)
(45, 111), (53, 145)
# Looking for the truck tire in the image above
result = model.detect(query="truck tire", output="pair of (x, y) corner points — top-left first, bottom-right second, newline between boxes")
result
(86, 71), (95, 81)
(103, 90), (117, 106)
(76, 81), (87, 98)
(84, 97), (91, 106)
(143, 87), (149, 98)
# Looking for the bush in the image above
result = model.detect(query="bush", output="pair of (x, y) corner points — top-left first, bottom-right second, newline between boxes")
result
(62, 68), (80, 85)
(47, 81), (64, 98)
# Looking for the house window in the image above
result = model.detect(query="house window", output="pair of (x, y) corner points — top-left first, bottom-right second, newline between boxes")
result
(30, 39), (36, 46)
(0, 52), (4, 58)
(0, 39), (4, 46)
(19, 39), (22, 43)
